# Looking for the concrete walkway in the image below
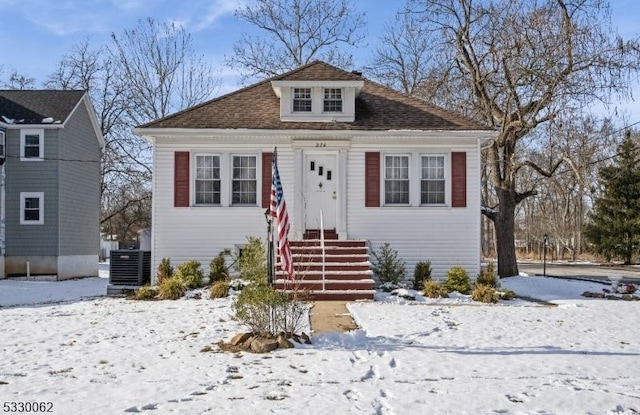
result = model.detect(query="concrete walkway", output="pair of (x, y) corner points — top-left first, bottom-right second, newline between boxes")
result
(309, 301), (358, 334)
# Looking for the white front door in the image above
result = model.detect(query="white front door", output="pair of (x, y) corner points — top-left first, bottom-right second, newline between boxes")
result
(304, 153), (337, 230)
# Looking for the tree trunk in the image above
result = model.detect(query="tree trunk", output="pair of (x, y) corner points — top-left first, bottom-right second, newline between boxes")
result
(495, 188), (519, 278)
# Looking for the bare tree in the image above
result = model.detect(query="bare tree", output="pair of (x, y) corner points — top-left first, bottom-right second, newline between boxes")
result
(2, 70), (36, 89)
(47, 20), (220, 246)
(366, 10), (433, 94)
(227, 0), (366, 82)
(403, 0), (640, 277)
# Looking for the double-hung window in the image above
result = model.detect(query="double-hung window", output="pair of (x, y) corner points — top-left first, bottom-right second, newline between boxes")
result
(293, 88), (312, 112)
(384, 155), (410, 205)
(195, 155), (221, 205)
(20, 192), (44, 225)
(421, 155), (445, 204)
(20, 129), (44, 160)
(232, 155), (257, 205)
(323, 88), (342, 112)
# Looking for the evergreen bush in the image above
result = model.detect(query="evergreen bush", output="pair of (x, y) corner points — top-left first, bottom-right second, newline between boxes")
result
(444, 266), (471, 294)
(371, 243), (406, 285)
(209, 250), (230, 283)
(476, 263), (497, 288)
(156, 258), (174, 285)
(175, 260), (205, 289)
(236, 236), (267, 285)
(413, 260), (432, 290)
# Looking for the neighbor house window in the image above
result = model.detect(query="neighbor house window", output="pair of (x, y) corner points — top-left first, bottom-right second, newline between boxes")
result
(421, 155), (445, 204)
(293, 88), (312, 112)
(20, 192), (44, 225)
(323, 88), (342, 112)
(384, 155), (409, 205)
(20, 129), (44, 160)
(195, 155), (221, 205)
(232, 155), (257, 205)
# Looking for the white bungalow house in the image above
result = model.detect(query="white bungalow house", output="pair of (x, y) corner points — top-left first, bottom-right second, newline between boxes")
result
(135, 61), (494, 300)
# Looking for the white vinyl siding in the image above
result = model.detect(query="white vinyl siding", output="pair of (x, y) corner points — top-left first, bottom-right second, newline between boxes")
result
(20, 192), (44, 225)
(20, 129), (44, 161)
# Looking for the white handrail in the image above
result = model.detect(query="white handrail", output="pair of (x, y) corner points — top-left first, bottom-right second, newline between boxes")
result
(320, 209), (326, 291)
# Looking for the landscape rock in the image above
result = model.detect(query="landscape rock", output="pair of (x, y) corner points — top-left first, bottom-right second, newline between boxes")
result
(300, 332), (312, 345)
(230, 332), (253, 346)
(277, 333), (294, 349)
(250, 337), (279, 353)
(242, 335), (257, 349)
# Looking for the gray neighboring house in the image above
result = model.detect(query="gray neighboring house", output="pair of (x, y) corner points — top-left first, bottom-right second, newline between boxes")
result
(0, 90), (104, 280)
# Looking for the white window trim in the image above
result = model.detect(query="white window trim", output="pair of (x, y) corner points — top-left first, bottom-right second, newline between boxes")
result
(292, 87), (313, 113)
(419, 154), (448, 206)
(193, 153), (222, 206)
(383, 153), (412, 206)
(0, 130), (5, 159)
(20, 192), (44, 225)
(20, 129), (44, 161)
(230, 154), (258, 206)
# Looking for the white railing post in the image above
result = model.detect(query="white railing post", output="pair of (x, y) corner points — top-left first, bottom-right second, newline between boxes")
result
(320, 209), (326, 291)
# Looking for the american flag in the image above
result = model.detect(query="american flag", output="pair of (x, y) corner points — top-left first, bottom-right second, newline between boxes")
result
(270, 152), (294, 280)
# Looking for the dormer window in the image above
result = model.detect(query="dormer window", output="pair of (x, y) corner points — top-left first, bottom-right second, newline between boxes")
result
(293, 88), (312, 112)
(323, 88), (342, 112)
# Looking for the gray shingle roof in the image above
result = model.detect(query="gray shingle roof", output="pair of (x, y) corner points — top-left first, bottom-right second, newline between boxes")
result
(139, 61), (490, 131)
(0, 90), (86, 125)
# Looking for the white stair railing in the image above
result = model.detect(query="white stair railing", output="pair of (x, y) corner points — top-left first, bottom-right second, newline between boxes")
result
(320, 209), (326, 291)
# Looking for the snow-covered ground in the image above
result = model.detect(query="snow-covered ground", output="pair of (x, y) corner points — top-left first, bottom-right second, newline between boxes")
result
(0, 269), (638, 414)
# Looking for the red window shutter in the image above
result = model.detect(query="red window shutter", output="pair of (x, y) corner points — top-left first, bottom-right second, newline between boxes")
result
(174, 152), (190, 207)
(365, 152), (380, 207)
(451, 152), (467, 208)
(262, 152), (273, 208)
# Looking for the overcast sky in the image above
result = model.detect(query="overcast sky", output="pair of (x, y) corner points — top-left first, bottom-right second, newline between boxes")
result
(1, 0), (639, 121)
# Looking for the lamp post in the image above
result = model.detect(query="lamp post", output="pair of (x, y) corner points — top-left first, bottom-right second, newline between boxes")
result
(543, 234), (548, 277)
(264, 208), (274, 286)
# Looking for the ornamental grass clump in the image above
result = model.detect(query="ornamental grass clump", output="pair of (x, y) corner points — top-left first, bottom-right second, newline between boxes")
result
(444, 266), (471, 294)
(471, 284), (499, 303)
(412, 260), (432, 290)
(210, 280), (230, 299)
(134, 285), (158, 300)
(423, 280), (449, 298)
(158, 276), (187, 300)
(175, 260), (205, 289)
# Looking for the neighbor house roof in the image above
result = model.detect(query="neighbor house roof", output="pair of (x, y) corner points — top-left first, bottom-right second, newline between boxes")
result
(139, 61), (491, 131)
(0, 89), (87, 125)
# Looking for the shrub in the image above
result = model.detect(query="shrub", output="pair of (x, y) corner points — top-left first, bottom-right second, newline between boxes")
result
(229, 279), (248, 291)
(134, 285), (158, 300)
(232, 284), (290, 336)
(423, 280), (449, 298)
(444, 266), (471, 294)
(413, 261), (432, 290)
(471, 284), (499, 303)
(175, 260), (205, 289)
(210, 280), (230, 299)
(498, 289), (517, 300)
(157, 258), (174, 285)
(476, 263), (497, 288)
(158, 277), (187, 300)
(371, 243), (406, 285)
(209, 250), (230, 283)
(236, 236), (267, 285)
